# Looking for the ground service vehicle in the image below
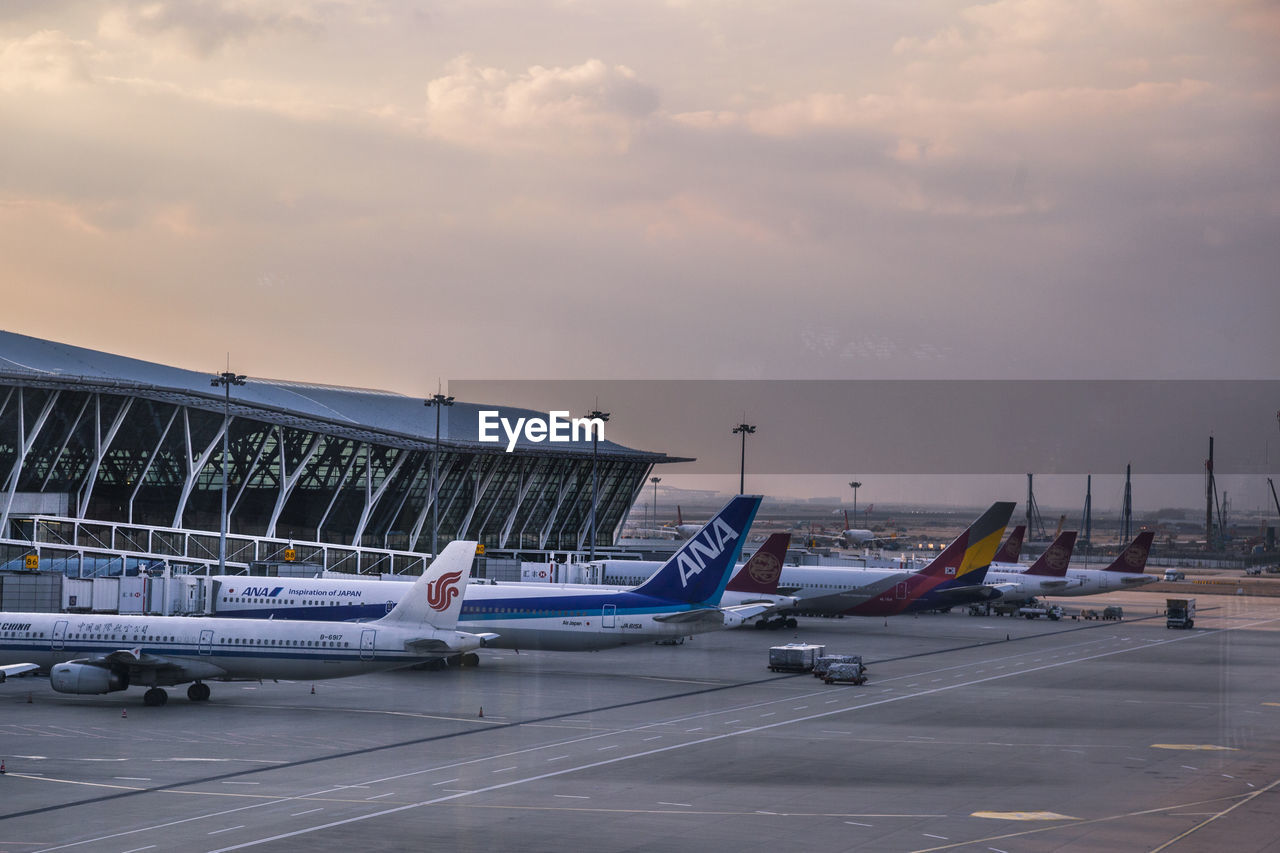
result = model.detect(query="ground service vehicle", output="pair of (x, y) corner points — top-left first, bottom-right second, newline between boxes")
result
(1166, 598), (1196, 629)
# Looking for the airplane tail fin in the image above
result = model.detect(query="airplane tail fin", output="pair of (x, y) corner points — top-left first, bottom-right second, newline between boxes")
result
(1102, 531), (1155, 573)
(918, 502), (1016, 580)
(992, 525), (1026, 564)
(726, 532), (790, 595)
(377, 540), (477, 631)
(1024, 531), (1077, 577)
(844, 509), (851, 530)
(677, 506), (685, 526)
(633, 495), (762, 605)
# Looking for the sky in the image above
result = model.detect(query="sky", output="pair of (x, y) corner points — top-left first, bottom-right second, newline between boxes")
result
(2, 1), (1277, 510)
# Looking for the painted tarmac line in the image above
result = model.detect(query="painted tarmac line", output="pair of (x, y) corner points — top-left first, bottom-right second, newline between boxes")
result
(29, 617), (1273, 853)
(202, 621), (1277, 853)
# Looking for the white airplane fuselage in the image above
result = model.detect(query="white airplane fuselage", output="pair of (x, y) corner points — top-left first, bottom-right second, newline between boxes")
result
(983, 564), (1082, 603)
(205, 579), (730, 652)
(594, 561), (912, 616)
(0, 611), (476, 686)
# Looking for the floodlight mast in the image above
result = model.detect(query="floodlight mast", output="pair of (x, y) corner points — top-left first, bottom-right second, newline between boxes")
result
(424, 391), (455, 557)
(210, 370), (246, 573)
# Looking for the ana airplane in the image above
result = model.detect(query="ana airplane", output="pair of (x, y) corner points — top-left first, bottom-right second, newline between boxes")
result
(200, 495), (764, 652)
(0, 541), (484, 706)
(985, 530), (1081, 603)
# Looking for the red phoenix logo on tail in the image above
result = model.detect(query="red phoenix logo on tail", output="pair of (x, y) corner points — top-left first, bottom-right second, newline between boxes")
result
(426, 570), (463, 612)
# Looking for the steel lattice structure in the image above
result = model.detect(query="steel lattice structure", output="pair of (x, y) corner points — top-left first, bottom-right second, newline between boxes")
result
(0, 331), (687, 555)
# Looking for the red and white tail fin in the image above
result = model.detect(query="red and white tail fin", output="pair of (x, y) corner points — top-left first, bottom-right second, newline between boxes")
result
(992, 525), (1026, 564)
(1102, 531), (1155, 573)
(726, 533), (791, 595)
(844, 510), (851, 530)
(378, 540), (476, 631)
(1024, 531), (1076, 577)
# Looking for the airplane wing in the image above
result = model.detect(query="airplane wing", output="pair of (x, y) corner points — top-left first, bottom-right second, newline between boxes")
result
(404, 630), (492, 655)
(723, 596), (799, 620)
(1, 663), (40, 682)
(652, 608), (726, 627)
(930, 584), (1003, 605)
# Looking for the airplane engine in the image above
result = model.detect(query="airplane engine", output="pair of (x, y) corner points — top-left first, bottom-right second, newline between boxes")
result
(50, 663), (129, 694)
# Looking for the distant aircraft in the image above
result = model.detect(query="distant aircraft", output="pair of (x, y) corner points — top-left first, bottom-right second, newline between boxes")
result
(986, 530), (1081, 603)
(0, 541), (484, 706)
(670, 506), (703, 538)
(841, 510), (875, 546)
(201, 496), (765, 652)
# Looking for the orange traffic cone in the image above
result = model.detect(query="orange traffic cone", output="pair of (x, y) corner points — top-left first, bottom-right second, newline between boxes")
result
(121, 708), (127, 719)
(310, 685), (315, 695)
(478, 707), (484, 718)
(1, 760), (7, 774)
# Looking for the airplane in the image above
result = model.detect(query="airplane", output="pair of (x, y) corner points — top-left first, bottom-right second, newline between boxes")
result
(597, 503), (1014, 618)
(671, 506), (702, 538)
(985, 530), (1081, 603)
(842, 501), (1016, 616)
(841, 510), (876, 546)
(194, 495), (765, 652)
(991, 525), (1026, 564)
(1041, 531), (1157, 596)
(596, 549), (914, 619)
(0, 541), (485, 706)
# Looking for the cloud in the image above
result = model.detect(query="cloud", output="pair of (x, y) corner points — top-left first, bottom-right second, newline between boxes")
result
(98, 1), (319, 57)
(423, 56), (659, 153)
(0, 29), (93, 91)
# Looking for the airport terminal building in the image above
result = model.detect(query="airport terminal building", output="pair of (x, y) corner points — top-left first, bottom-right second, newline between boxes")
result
(0, 330), (685, 582)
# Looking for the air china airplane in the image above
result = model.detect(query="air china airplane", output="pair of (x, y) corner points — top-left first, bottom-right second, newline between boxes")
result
(0, 541), (484, 706)
(202, 495), (765, 652)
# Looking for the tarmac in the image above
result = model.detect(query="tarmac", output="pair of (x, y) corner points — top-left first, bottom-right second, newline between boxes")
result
(1, 588), (1278, 853)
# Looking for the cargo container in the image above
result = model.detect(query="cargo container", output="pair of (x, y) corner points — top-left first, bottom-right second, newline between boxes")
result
(768, 643), (825, 673)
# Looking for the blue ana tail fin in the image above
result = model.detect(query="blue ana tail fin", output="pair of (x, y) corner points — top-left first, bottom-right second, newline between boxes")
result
(633, 495), (762, 605)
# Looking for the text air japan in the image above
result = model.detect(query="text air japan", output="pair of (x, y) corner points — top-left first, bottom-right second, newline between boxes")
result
(478, 410), (607, 452)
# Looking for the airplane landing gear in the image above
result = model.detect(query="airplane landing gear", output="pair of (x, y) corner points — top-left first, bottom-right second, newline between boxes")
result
(187, 682), (211, 702)
(754, 617), (799, 630)
(143, 687), (168, 707)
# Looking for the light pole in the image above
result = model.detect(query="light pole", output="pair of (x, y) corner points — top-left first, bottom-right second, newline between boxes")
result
(210, 370), (245, 573)
(732, 423), (756, 494)
(424, 391), (455, 557)
(849, 480), (861, 527)
(649, 475), (661, 532)
(587, 409), (610, 560)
